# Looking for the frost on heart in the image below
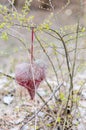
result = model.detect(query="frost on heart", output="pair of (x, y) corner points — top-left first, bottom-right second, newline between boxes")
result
(15, 60), (46, 99)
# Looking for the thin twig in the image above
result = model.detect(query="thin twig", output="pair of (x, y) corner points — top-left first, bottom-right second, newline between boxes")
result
(0, 72), (15, 80)
(20, 83), (63, 129)
(35, 32), (59, 86)
(46, 28), (73, 114)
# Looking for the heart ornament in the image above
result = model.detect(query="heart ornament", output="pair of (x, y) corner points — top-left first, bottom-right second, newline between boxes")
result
(15, 60), (46, 99)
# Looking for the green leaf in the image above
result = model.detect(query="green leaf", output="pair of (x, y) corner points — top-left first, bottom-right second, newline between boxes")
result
(1, 32), (8, 41)
(59, 92), (65, 101)
(81, 27), (86, 32)
(46, 123), (52, 127)
(0, 23), (6, 29)
(56, 117), (61, 123)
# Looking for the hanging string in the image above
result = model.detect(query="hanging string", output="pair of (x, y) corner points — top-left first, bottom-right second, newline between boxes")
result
(30, 27), (37, 129)
(31, 27), (34, 63)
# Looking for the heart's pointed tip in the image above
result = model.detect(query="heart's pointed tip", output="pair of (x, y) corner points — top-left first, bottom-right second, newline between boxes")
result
(27, 88), (35, 100)
(30, 97), (34, 100)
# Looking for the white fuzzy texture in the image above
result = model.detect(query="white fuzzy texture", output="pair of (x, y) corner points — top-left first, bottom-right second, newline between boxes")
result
(15, 60), (46, 86)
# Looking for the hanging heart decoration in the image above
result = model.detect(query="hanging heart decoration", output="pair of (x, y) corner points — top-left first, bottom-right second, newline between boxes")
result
(15, 27), (46, 99)
(15, 60), (46, 99)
